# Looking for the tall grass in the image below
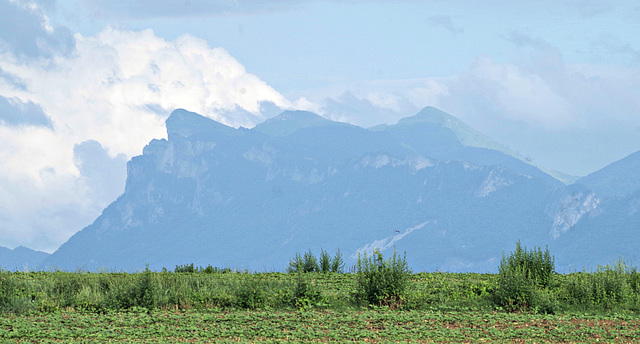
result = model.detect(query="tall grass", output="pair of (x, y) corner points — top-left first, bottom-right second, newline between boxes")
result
(560, 258), (640, 312)
(1, 253), (639, 316)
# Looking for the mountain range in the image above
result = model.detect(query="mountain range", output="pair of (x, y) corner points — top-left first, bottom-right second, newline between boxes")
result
(2, 107), (638, 272)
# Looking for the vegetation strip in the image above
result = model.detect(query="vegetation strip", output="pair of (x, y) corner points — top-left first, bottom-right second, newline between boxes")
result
(1, 310), (639, 343)
(2, 245), (640, 342)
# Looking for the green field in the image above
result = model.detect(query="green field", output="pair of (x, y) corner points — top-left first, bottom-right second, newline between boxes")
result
(2, 308), (640, 343)
(2, 247), (640, 342)
(2, 264), (640, 343)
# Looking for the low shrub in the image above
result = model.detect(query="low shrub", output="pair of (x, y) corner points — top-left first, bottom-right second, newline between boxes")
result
(235, 279), (266, 309)
(492, 241), (556, 312)
(291, 273), (323, 310)
(561, 258), (639, 311)
(353, 248), (411, 309)
(174, 263), (197, 273)
(105, 268), (157, 311)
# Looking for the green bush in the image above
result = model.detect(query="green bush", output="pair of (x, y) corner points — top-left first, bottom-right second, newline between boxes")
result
(287, 249), (344, 273)
(492, 241), (556, 312)
(200, 265), (232, 274)
(499, 241), (554, 288)
(174, 264), (232, 274)
(562, 272), (592, 307)
(235, 279), (266, 309)
(174, 263), (197, 273)
(106, 268), (157, 310)
(628, 267), (640, 293)
(0, 271), (11, 308)
(530, 288), (560, 315)
(353, 248), (411, 309)
(561, 258), (638, 311)
(591, 263), (629, 307)
(291, 274), (323, 310)
(75, 284), (106, 313)
(0, 271), (39, 314)
(493, 268), (535, 312)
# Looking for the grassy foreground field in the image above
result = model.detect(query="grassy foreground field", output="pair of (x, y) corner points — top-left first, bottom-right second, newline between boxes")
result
(2, 308), (640, 343)
(2, 264), (640, 343)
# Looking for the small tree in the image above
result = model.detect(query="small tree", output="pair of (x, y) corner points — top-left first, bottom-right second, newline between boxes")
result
(291, 273), (322, 310)
(331, 249), (345, 273)
(287, 250), (319, 273)
(499, 241), (554, 288)
(353, 248), (411, 309)
(319, 249), (331, 273)
(288, 249), (344, 273)
(287, 253), (304, 273)
(235, 279), (266, 310)
(493, 241), (556, 312)
(302, 250), (320, 273)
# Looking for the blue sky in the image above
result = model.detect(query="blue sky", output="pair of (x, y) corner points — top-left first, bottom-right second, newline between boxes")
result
(1, 0), (639, 252)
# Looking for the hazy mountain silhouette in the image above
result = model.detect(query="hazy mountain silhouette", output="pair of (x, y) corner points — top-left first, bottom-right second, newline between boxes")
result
(39, 107), (639, 272)
(0, 246), (49, 271)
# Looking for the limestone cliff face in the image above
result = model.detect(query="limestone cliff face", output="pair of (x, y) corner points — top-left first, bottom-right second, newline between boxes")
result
(551, 152), (640, 270)
(549, 188), (600, 239)
(42, 108), (640, 272)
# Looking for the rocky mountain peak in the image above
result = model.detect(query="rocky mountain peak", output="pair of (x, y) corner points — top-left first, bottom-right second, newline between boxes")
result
(166, 108), (237, 139)
(397, 106), (463, 127)
(254, 110), (347, 136)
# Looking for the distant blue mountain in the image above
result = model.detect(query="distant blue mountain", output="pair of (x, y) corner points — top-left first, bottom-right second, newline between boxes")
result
(0, 246), (49, 271)
(552, 150), (640, 270)
(254, 110), (351, 136)
(40, 107), (639, 272)
(576, 150), (640, 200)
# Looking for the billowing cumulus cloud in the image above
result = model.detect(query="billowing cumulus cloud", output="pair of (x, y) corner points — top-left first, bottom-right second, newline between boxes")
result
(0, 2), (306, 252)
(315, 33), (640, 175)
(439, 33), (640, 135)
(0, 0), (74, 58)
(446, 56), (575, 128)
(2, 0), (640, 253)
(1, 26), (297, 175)
(0, 96), (52, 128)
(295, 78), (448, 127)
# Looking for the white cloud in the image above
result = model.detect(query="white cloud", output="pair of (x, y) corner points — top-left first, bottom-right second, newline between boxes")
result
(300, 78), (449, 127)
(2, 1), (640, 252)
(0, 5), (304, 251)
(0, 95), (52, 127)
(0, 0), (74, 58)
(312, 36), (640, 175)
(460, 56), (575, 128)
(316, 33), (638, 138)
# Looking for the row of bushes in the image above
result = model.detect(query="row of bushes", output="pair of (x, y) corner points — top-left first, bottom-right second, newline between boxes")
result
(173, 263), (233, 274)
(286, 249), (345, 273)
(491, 241), (640, 314)
(0, 268), (326, 314)
(0, 249), (410, 314)
(350, 243), (640, 314)
(2, 244), (640, 315)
